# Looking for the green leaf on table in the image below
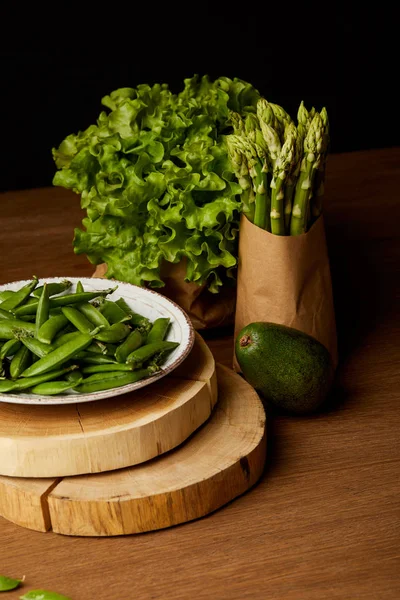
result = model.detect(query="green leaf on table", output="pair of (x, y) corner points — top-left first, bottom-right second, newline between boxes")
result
(0, 574), (23, 591)
(19, 591), (71, 600)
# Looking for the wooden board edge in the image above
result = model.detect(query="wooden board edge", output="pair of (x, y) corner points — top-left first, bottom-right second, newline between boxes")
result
(0, 477), (61, 532)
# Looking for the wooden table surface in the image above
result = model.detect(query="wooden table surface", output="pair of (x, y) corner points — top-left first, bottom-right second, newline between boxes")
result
(1, 147), (399, 599)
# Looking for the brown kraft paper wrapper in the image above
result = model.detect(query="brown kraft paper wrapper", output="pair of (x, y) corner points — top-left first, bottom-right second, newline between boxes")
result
(233, 214), (338, 371)
(92, 258), (236, 330)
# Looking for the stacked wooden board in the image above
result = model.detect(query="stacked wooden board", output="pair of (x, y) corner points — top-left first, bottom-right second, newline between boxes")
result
(0, 334), (267, 536)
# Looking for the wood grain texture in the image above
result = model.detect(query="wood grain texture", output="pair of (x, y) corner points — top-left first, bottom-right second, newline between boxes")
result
(1, 149), (400, 598)
(0, 334), (216, 478)
(0, 365), (266, 536)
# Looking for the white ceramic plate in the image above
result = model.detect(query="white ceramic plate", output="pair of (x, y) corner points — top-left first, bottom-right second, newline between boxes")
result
(0, 277), (195, 405)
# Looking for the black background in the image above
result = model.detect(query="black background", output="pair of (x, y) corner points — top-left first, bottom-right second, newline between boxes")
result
(1, 5), (398, 192)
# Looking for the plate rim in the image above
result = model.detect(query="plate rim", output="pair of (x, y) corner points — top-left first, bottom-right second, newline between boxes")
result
(0, 276), (195, 405)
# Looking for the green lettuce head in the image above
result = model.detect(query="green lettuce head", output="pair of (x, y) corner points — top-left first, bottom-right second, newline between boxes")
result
(52, 75), (260, 292)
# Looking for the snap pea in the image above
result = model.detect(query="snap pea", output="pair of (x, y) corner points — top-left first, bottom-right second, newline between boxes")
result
(115, 297), (151, 328)
(82, 363), (136, 374)
(77, 302), (110, 328)
(74, 352), (118, 365)
(0, 276), (38, 311)
(0, 319), (35, 340)
(52, 331), (82, 348)
(86, 341), (117, 356)
(11, 365), (79, 391)
(14, 287), (118, 316)
(115, 329), (143, 363)
(97, 299), (132, 324)
(20, 336), (56, 358)
(20, 333), (94, 378)
(32, 279), (72, 298)
(93, 322), (131, 343)
(30, 379), (82, 395)
(146, 317), (170, 344)
(75, 368), (155, 393)
(0, 290), (15, 301)
(65, 369), (83, 383)
(19, 314), (37, 321)
(61, 306), (96, 334)
(9, 345), (32, 379)
(0, 308), (14, 320)
(35, 282), (50, 337)
(76, 280), (84, 293)
(37, 314), (69, 344)
(126, 341), (179, 367)
(0, 379), (17, 392)
(0, 339), (21, 359)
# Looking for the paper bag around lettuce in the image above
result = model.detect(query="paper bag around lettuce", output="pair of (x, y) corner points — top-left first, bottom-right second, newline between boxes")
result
(233, 214), (338, 371)
(92, 258), (236, 331)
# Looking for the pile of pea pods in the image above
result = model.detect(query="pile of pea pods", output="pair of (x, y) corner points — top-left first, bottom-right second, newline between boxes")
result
(0, 277), (179, 395)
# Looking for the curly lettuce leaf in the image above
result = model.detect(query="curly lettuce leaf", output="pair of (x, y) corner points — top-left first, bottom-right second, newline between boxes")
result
(52, 75), (260, 292)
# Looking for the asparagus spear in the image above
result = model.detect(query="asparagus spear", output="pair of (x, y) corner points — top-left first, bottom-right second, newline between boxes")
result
(227, 134), (269, 230)
(226, 135), (255, 222)
(257, 99), (282, 167)
(269, 102), (294, 141)
(270, 122), (297, 235)
(284, 126), (303, 231)
(244, 114), (272, 230)
(290, 112), (326, 235)
(229, 111), (246, 135)
(310, 106), (330, 222)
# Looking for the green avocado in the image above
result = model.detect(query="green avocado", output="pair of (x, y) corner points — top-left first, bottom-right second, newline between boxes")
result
(235, 322), (334, 415)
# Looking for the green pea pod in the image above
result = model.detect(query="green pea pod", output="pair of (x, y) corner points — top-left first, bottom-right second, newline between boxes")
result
(61, 306), (96, 334)
(0, 290), (15, 301)
(0, 276), (38, 311)
(0, 319), (35, 340)
(0, 308), (14, 320)
(52, 331), (82, 348)
(75, 352), (118, 365)
(86, 341), (117, 356)
(0, 379), (17, 392)
(97, 299), (132, 324)
(76, 280), (84, 293)
(32, 279), (72, 298)
(35, 282), (50, 337)
(82, 363), (135, 374)
(77, 302), (110, 328)
(65, 369), (83, 383)
(115, 297), (152, 329)
(9, 345), (32, 379)
(12, 365), (79, 391)
(146, 318), (171, 344)
(30, 379), (82, 395)
(115, 329), (143, 363)
(20, 336), (56, 358)
(14, 287), (118, 316)
(19, 314), (36, 322)
(37, 314), (70, 344)
(0, 574), (23, 591)
(0, 338), (21, 359)
(126, 341), (180, 367)
(75, 367), (155, 393)
(20, 333), (94, 378)
(93, 322), (131, 343)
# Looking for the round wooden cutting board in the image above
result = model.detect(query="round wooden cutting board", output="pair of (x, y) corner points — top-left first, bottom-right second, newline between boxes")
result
(0, 364), (267, 536)
(0, 333), (217, 478)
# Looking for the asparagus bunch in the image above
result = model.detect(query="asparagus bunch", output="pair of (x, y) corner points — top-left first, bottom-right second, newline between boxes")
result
(225, 98), (330, 235)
